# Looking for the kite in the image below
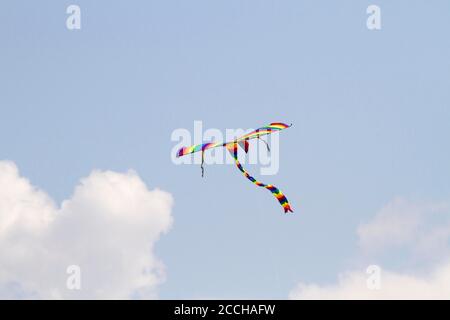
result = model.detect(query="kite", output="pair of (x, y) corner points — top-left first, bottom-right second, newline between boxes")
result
(177, 122), (294, 213)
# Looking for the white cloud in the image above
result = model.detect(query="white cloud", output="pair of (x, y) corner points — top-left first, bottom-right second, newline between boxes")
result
(357, 197), (449, 253)
(0, 160), (174, 299)
(289, 261), (450, 300)
(289, 197), (450, 300)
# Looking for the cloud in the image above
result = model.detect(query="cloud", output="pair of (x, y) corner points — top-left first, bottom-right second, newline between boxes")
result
(289, 261), (450, 300)
(0, 160), (174, 299)
(357, 197), (449, 254)
(289, 197), (450, 300)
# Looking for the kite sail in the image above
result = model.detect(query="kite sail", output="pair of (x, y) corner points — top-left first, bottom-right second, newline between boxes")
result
(176, 122), (294, 213)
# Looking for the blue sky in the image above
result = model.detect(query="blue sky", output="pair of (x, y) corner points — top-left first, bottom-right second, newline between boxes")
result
(1, 1), (450, 299)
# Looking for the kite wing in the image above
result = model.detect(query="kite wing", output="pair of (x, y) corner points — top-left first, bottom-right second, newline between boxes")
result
(176, 123), (292, 157)
(176, 142), (223, 158)
(235, 122), (292, 142)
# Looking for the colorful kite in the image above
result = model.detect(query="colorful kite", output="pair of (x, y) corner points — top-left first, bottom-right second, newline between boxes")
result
(177, 123), (294, 213)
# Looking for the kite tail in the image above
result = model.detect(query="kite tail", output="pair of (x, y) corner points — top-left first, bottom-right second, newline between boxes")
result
(201, 151), (205, 178)
(228, 143), (293, 214)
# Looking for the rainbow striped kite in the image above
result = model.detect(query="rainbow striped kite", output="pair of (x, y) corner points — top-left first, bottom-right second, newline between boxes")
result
(177, 122), (294, 213)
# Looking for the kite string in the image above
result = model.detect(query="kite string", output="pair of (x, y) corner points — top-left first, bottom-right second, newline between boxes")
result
(258, 136), (271, 153)
(256, 127), (271, 153)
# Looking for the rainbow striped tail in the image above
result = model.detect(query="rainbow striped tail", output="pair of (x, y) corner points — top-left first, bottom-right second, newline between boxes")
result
(228, 143), (294, 214)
